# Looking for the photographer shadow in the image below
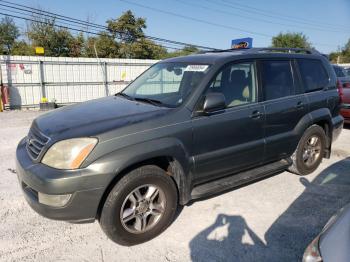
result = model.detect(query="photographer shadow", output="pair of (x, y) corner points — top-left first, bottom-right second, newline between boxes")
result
(189, 157), (350, 262)
(190, 214), (266, 262)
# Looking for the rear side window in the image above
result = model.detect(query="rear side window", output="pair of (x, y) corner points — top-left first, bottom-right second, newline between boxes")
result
(261, 60), (294, 100)
(297, 59), (329, 92)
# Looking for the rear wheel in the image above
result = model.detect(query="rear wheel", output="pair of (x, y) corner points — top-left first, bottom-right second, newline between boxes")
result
(99, 165), (178, 246)
(289, 125), (326, 176)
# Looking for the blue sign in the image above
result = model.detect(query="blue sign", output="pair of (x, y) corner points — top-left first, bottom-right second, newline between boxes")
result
(231, 37), (253, 49)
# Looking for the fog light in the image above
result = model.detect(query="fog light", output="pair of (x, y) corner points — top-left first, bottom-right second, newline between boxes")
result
(38, 192), (71, 207)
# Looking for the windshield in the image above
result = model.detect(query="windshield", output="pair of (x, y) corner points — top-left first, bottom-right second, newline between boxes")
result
(121, 62), (211, 107)
(345, 68), (350, 77)
(333, 66), (346, 77)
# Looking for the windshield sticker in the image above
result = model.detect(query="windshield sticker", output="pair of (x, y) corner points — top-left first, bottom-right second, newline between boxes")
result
(185, 65), (209, 72)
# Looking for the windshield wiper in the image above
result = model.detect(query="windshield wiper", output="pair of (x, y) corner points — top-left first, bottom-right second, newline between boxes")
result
(134, 97), (164, 107)
(115, 92), (134, 100)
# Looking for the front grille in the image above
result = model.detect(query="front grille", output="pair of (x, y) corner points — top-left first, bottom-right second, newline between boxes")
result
(26, 127), (50, 160)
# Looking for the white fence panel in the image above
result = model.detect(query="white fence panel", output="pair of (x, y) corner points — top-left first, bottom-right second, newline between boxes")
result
(0, 55), (157, 108)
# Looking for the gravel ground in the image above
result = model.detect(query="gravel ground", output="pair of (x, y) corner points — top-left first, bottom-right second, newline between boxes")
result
(1, 111), (350, 262)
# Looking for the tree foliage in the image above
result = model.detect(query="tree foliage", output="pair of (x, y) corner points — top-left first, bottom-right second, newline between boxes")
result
(164, 45), (199, 58)
(329, 39), (350, 63)
(271, 32), (312, 49)
(7, 10), (347, 62)
(85, 33), (120, 58)
(0, 16), (20, 54)
(26, 15), (77, 57)
(1, 10), (200, 59)
(107, 10), (146, 43)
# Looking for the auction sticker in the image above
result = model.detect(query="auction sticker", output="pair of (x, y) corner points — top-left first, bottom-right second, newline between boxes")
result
(185, 65), (209, 72)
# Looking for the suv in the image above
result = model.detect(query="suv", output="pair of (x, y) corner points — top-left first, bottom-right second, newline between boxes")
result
(16, 48), (343, 246)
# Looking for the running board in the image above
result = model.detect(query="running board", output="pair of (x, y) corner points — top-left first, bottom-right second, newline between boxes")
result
(191, 159), (291, 200)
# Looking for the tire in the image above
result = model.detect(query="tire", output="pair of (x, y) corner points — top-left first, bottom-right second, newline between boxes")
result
(99, 165), (178, 246)
(288, 125), (326, 176)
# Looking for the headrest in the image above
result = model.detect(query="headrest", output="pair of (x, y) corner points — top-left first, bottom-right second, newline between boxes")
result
(242, 86), (250, 99)
(230, 70), (246, 83)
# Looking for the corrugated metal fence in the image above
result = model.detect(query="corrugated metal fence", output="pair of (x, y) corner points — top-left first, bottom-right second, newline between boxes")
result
(0, 55), (157, 108)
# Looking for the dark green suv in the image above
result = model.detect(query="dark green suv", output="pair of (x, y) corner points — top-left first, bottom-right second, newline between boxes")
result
(16, 48), (343, 245)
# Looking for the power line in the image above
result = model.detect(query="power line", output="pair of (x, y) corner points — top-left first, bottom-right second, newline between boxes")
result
(0, 6), (98, 31)
(120, 0), (273, 38)
(0, 0), (217, 50)
(120, 0), (336, 48)
(218, 0), (348, 30)
(0, 12), (184, 51)
(175, 0), (348, 34)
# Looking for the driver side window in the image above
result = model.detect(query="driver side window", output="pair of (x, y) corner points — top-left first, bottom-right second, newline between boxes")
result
(208, 62), (257, 108)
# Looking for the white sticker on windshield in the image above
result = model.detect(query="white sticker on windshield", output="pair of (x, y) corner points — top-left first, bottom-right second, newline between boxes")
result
(185, 65), (209, 72)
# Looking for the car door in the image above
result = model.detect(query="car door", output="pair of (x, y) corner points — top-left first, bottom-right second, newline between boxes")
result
(259, 59), (308, 163)
(191, 61), (265, 184)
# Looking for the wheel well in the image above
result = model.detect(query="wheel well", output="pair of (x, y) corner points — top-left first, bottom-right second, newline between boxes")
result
(96, 156), (179, 220)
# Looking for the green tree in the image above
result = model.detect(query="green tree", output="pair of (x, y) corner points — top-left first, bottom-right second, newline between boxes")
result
(165, 45), (199, 58)
(69, 33), (85, 57)
(117, 38), (167, 59)
(27, 14), (76, 56)
(107, 10), (146, 43)
(0, 16), (20, 54)
(271, 32), (312, 49)
(105, 10), (167, 59)
(329, 39), (350, 63)
(341, 39), (350, 63)
(11, 41), (35, 56)
(85, 33), (120, 58)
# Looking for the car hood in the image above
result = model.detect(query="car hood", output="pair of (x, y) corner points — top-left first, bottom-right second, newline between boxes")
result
(33, 96), (171, 138)
(319, 203), (350, 262)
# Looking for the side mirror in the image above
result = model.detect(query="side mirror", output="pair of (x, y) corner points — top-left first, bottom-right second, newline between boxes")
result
(299, 177), (311, 188)
(203, 92), (226, 114)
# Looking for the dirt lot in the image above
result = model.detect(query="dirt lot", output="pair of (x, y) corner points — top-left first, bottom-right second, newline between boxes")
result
(1, 111), (350, 262)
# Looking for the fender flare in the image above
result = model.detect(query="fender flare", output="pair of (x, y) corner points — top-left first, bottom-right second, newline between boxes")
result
(95, 137), (192, 209)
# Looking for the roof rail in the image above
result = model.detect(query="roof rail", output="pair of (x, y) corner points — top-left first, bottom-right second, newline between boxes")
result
(201, 47), (321, 55)
(252, 47), (320, 55)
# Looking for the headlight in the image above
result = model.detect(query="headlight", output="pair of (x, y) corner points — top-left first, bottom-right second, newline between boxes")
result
(42, 138), (98, 169)
(302, 235), (322, 262)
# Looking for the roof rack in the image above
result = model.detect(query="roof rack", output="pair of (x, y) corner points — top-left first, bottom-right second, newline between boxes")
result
(202, 47), (321, 55)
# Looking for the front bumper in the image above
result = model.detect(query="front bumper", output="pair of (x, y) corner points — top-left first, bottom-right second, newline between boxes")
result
(340, 105), (350, 124)
(16, 138), (114, 223)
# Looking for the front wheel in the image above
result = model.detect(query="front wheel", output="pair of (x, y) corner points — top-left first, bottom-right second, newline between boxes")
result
(288, 125), (326, 176)
(99, 165), (178, 246)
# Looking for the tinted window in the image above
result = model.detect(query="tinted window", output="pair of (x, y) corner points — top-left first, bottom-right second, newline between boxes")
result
(207, 62), (256, 108)
(261, 60), (294, 100)
(297, 59), (329, 92)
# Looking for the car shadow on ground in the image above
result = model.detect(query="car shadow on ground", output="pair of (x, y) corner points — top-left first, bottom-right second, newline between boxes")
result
(189, 157), (350, 262)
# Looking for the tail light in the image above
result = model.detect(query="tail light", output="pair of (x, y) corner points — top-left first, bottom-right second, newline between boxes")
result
(337, 80), (344, 104)
(343, 82), (350, 88)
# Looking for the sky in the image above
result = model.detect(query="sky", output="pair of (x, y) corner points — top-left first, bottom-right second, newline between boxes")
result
(5, 0), (350, 54)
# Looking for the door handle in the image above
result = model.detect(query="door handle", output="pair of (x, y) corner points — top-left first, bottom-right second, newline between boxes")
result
(295, 101), (304, 110)
(250, 110), (263, 119)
